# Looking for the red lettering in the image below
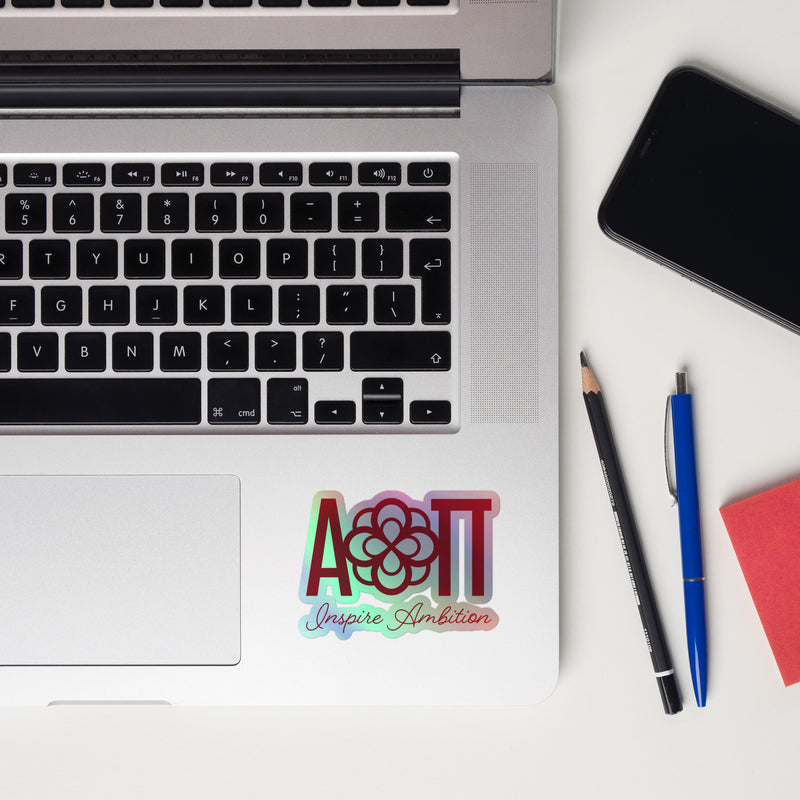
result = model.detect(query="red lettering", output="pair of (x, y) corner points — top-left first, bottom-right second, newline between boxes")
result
(305, 497), (352, 596)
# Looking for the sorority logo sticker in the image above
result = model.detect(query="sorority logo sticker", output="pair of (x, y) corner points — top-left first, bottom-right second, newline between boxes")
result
(299, 491), (500, 639)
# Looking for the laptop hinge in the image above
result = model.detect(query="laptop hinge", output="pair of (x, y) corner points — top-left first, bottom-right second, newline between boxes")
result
(0, 50), (461, 117)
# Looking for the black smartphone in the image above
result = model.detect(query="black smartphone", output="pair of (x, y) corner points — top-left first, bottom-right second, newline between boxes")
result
(599, 66), (800, 333)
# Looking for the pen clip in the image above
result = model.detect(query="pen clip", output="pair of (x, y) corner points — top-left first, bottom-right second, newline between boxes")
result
(664, 396), (678, 505)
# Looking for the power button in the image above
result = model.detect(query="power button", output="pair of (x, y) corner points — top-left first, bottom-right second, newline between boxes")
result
(407, 162), (451, 186)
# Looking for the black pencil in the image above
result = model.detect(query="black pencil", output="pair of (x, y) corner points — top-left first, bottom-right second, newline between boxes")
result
(581, 351), (682, 715)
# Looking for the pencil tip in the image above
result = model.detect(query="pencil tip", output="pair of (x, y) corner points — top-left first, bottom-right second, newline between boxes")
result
(580, 351), (588, 367)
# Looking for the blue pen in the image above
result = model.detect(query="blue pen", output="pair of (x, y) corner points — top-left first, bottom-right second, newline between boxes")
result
(668, 371), (708, 707)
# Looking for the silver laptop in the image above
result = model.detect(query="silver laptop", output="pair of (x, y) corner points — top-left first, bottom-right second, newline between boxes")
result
(0, 3), (558, 705)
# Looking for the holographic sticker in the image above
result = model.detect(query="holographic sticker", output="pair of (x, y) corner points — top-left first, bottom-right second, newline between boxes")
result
(299, 491), (500, 639)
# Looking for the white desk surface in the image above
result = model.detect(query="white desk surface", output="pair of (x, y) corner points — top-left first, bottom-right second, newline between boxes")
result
(5, 1), (800, 797)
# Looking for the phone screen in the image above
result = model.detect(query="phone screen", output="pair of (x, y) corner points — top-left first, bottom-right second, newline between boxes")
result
(599, 67), (800, 331)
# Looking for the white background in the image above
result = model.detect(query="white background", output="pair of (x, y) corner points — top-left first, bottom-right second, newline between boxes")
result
(5, 0), (800, 797)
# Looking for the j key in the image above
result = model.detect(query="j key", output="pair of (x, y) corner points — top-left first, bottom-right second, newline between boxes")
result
(255, 331), (296, 371)
(41, 286), (82, 325)
(172, 239), (213, 279)
(65, 332), (106, 372)
(267, 378), (308, 425)
(210, 163), (253, 186)
(112, 163), (155, 187)
(63, 163), (106, 187)
(309, 163), (352, 186)
(278, 285), (320, 325)
(100, 193), (142, 233)
(184, 286), (225, 325)
(231, 285), (272, 325)
(407, 162), (451, 185)
(374, 285), (415, 325)
(326, 285), (368, 325)
(136, 285), (178, 325)
(112, 332), (154, 371)
(260, 162), (302, 186)
(53, 194), (94, 234)
(161, 163), (204, 187)
(0, 241), (23, 279)
(315, 239), (355, 278)
(267, 240), (307, 279)
(409, 238), (451, 324)
(0, 287), (35, 325)
(13, 163), (56, 187)
(303, 331), (344, 371)
(160, 332), (201, 372)
(290, 193), (331, 233)
(208, 332), (249, 371)
(0, 378), (201, 425)
(338, 193), (379, 232)
(386, 192), (450, 232)
(148, 193), (189, 233)
(77, 240), (118, 280)
(30, 241), (70, 279)
(208, 379), (261, 424)
(359, 162), (401, 186)
(88, 286), (130, 325)
(243, 193), (284, 232)
(5, 194), (47, 234)
(195, 193), (236, 233)
(362, 238), (402, 278)
(350, 331), (451, 371)
(17, 333), (59, 372)
(219, 239), (260, 279)
(315, 401), (356, 425)
(124, 240), (166, 279)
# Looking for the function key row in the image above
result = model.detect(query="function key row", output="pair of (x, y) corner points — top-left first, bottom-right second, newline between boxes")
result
(0, 162), (450, 189)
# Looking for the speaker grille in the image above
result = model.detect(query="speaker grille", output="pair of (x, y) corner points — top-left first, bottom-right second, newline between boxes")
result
(468, 163), (539, 424)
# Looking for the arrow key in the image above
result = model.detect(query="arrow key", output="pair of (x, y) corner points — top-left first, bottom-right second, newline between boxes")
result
(410, 400), (451, 425)
(315, 400), (356, 425)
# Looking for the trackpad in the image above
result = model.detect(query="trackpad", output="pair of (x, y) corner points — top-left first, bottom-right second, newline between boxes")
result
(0, 475), (240, 666)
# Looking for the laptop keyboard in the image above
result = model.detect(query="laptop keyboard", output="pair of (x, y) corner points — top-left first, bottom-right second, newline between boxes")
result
(2, 0), (450, 8)
(0, 153), (458, 432)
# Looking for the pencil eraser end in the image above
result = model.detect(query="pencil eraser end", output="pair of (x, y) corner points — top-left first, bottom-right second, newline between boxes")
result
(657, 674), (683, 715)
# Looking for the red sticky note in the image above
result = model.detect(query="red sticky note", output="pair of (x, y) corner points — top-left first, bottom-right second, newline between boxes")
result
(721, 478), (800, 686)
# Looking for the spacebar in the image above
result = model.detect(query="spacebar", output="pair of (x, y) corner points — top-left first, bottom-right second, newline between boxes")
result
(0, 379), (202, 425)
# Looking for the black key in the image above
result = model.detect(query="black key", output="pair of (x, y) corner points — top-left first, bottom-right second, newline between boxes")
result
(100, 193), (142, 233)
(160, 0), (201, 5)
(407, 0), (449, 4)
(338, 193), (379, 232)
(374, 285), (415, 325)
(61, 0), (104, 7)
(77, 240), (118, 280)
(63, 163), (106, 187)
(53, 194), (94, 234)
(184, 285), (225, 325)
(278, 285), (320, 325)
(219, 239), (260, 279)
(88, 286), (130, 325)
(110, 0), (153, 5)
(208, 332), (249, 371)
(303, 331), (344, 371)
(18, 333), (59, 372)
(409, 238), (451, 324)
(267, 378), (308, 424)
(362, 377), (403, 424)
(386, 192), (450, 232)
(30, 240), (70, 279)
(255, 331), (295, 371)
(258, 0), (300, 5)
(243, 193), (284, 232)
(0, 241), (23, 279)
(148, 193), (189, 233)
(171, 239), (213, 279)
(326, 285), (367, 325)
(65, 333), (106, 372)
(0, 287), (34, 325)
(210, 163), (253, 186)
(407, 162), (451, 186)
(357, 0), (399, 5)
(13, 163), (56, 187)
(5, 194), (47, 234)
(315, 401), (356, 425)
(362, 239), (402, 278)
(0, 165), (6, 187)
(160, 332), (201, 372)
(112, 332), (154, 372)
(358, 162), (401, 186)
(0, 333), (9, 373)
(195, 193), (237, 233)
(350, 331), (451, 371)
(259, 162), (302, 186)
(11, 0), (55, 6)
(161, 163), (204, 187)
(112, 163), (155, 187)
(231, 285), (271, 325)
(136, 285), (178, 325)
(124, 240), (166, 279)
(309, 163), (352, 186)
(309, 0), (349, 5)
(267, 239), (307, 279)
(210, 0), (252, 5)
(208, 379), (261, 424)
(314, 239), (355, 278)
(0, 378), (201, 425)
(410, 400), (452, 424)
(42, 286), (82, 325)
(290, 193), (332, 233)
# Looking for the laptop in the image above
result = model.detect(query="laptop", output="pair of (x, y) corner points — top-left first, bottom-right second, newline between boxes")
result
(0, 2), (558, 705)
